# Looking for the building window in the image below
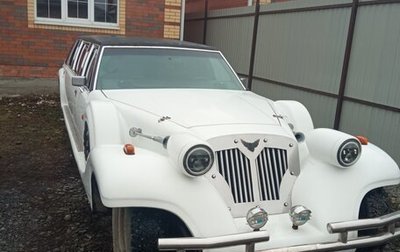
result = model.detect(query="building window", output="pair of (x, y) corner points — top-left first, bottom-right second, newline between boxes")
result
(68, 0), (88, 19)
(37, 0), (62, 19)
(94, 0), (117, 23)
(35, 0), (118, 28)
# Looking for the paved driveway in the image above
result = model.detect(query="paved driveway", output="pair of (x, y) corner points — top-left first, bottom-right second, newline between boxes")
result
(0, 78), (58, 97)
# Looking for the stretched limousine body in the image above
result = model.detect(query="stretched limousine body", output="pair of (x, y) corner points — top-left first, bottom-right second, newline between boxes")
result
(59, 35), (400, 252)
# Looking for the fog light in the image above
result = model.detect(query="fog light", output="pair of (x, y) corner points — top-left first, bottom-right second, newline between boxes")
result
(289, 205), (311, 230)
(246, 206), (268, 230)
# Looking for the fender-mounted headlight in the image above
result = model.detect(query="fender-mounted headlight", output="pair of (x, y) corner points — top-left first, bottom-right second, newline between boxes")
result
(337, 139), (361, 167)
(183, 145), (214, 176)
(306, 128), (362, 168)
(166, 134), (215, 177)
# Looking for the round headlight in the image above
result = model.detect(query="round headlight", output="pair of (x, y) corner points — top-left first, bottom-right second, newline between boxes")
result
(246, 206), (268, 230)
(183, 145), (214, 176)
(289, 205), (311, 229)
(337, 139), (361, 167)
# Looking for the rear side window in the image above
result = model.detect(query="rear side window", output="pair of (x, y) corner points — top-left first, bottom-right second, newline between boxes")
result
(65, 39), (99, 90)
(66, 40), (79, 67)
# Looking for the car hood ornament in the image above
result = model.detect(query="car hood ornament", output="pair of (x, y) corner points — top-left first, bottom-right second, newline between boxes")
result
(241, 139), (260, 152)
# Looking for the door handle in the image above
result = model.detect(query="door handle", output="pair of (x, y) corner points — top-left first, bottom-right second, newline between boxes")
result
(74, 90), (78, 96)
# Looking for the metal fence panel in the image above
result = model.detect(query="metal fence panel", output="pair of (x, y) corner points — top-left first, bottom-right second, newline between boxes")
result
(184, 19), (205, 44)
(184, 0), (400, 164)
(207, 16), (254, 74)
(252, 79), (337, 128)
(340, 101), (400, 164)
(254, 8), (350, 94)
(345, 4), (400, 108)
(259, 0), (351, 11)
(208, 6), (255, 18)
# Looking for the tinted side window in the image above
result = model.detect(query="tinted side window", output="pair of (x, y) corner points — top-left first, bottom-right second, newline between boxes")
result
(70, 40), (84, 72)
(74, 41), (91, 75)
(66, 40), (79, 67)
(83, 44), (100, 89)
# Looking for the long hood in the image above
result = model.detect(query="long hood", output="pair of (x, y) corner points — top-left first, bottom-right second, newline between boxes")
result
(102, 89), (280, 128)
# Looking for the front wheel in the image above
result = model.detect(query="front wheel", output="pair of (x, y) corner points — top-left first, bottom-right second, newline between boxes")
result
(356, 188), (393, 252)
(112, 208), (193, 252)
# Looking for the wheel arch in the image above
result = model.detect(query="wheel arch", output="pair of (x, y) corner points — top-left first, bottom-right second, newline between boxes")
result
(85, 100), (125, 150)
(274, 100), (314, 134)
(292, 142), (400, 231)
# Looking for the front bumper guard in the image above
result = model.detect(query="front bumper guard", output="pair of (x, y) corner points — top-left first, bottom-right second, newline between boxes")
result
(158, 210), (400, 252)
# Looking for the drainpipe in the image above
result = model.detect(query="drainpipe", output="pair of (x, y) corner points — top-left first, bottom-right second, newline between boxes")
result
(180, 0), (185, 41)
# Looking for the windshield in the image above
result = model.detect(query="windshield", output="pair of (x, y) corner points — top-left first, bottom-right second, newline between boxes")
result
(96, 48), (244, 90)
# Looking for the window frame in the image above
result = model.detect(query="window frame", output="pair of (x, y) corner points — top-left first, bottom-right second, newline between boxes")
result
(34, 0), (119, 29)
(94, 46), (246, 91)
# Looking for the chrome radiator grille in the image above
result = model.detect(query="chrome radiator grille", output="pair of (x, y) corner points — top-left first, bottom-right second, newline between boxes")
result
(256, 148), (288, 201)
(216, 149), (254, 203)
(216, 148), (288, 203)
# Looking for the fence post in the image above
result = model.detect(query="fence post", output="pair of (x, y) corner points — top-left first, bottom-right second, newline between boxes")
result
(334, 0), (359, 130)
(247, 0), (260, 91)
(202, 0), (208, 44)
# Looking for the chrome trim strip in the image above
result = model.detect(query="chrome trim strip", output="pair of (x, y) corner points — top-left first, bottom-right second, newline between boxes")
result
(262, 230), (400, 252)
(159, 211), (400, 252)
(327, 210), (400, 233)
(158, 231), (270, 251)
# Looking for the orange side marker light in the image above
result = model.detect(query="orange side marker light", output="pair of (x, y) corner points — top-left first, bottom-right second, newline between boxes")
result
(123, 144), (135, 155)
(356, 136), (368, 145)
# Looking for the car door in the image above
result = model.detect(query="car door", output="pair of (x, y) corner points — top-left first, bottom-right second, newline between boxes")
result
(63, 40), (93, 149)
(65, 40), (85, 118)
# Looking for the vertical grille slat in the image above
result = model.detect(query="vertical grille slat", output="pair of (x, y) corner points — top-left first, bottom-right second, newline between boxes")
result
(256, 148), (289, 201)
(216, 148), (253, 203)
(216, 147), (288, 203)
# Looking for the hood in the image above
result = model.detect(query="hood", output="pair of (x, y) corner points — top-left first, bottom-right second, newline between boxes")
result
(103, 89), (280, 128)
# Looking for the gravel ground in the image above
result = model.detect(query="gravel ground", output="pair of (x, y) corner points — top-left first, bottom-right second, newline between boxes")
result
(0, 95), (111, 251)
(0, 94), (399, 252)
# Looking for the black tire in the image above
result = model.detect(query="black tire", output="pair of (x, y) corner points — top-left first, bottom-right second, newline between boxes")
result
(84, 123), (90, 160)
(112, 208), (193, 252)
(356, 188), (392, 252)
(91, 177), (110, 216)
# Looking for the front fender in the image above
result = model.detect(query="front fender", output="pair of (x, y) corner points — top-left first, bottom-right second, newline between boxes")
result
(88, 145), (237, 237)
(292, 142), (400, 231)
(85, 99), (126, 148)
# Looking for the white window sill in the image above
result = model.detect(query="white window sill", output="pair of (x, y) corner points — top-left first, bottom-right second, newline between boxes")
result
(34, 19), (120, 30)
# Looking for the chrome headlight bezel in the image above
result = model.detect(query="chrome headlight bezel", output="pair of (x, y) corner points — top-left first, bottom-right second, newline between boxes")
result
(183, 144), (214, 176)
(289, 205), (311, 229)
(246, 206), (269, 230)
(337, 139), (362, 167)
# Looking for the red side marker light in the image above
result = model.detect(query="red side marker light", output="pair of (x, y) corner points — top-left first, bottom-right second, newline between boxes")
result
(356, 136), (368, 145)
(123, 144), (135, 155)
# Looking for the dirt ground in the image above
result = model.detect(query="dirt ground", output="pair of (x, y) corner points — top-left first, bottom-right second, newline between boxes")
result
(0, 95), (111, 251)
(0, 93), (399, 252)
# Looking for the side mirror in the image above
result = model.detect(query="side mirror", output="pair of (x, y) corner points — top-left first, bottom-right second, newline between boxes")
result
(72, 76), (86, 86)
(240, 77), (249, 90)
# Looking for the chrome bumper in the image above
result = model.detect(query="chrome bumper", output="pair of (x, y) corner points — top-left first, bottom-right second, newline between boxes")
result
(158, 210), (400, 252)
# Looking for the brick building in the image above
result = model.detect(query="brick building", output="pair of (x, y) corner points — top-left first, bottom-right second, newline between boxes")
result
(0, 0), (183, 78)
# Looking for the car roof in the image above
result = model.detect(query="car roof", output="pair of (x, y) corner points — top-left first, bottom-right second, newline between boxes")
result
(79, 35), (216, 50)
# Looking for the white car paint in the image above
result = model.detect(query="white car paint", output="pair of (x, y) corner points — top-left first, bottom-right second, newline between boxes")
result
(59, 42), (400, 251)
